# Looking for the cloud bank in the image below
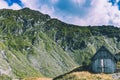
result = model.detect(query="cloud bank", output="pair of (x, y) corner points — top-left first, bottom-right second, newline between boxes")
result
(1, 0), (120, 27)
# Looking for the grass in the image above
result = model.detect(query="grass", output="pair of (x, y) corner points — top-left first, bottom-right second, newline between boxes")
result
(0, 75), (12, 80)
(53, 71), (113, 80)
(53, 66), (113, 80)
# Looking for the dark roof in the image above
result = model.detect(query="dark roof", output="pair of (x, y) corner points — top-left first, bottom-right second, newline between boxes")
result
(91, 46), (117, 62)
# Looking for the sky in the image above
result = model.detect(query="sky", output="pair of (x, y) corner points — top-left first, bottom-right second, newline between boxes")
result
(0, 0), (120, 27)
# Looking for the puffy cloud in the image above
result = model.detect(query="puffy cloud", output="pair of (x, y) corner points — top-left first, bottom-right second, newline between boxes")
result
(0, 0), (21, 10)
(72, 0), (86, 5)
(39, 4), (56, 18)
(57, 0), (120, 27)
(86, 0), (120, 26)
(51, 0), (59, 4)
(21, 0), (56, 18)
(21, 0), (39, 10)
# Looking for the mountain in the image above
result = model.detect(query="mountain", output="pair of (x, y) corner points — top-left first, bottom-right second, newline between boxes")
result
(0, 8), (120, 79)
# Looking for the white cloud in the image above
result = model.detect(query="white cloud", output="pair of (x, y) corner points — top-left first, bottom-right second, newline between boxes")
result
(21, 0), (56, 18)
(86, 0), (111, 25)
(0, 0), (21, 10)
(87, 0), (120, 27)
(21, 0), (57, 18)
(51, 0), (59, 4)
(21, 0), (39, 10)
(72, 0), (86, 5)
(35, 0), (120, 27)
(63, 0), (120, 27)
(39, 5), (56, 18)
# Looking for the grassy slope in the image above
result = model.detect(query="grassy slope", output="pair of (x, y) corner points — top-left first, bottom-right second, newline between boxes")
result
(28, 32), (78, 77)
(0, 8), (78, 79)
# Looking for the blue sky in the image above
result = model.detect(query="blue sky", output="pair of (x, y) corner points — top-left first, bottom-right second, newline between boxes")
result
(1, 0), (120, 27)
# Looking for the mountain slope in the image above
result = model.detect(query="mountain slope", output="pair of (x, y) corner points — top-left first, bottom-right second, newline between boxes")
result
(0, 8), (120, 79)
(42, 19), (120, 65)
(0, 8), (78, 78)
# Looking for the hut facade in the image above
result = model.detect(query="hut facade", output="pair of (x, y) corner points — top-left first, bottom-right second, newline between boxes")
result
(91, 46), (117, 73)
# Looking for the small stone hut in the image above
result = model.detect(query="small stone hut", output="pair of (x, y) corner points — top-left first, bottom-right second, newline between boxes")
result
(91, 46), (117, 73)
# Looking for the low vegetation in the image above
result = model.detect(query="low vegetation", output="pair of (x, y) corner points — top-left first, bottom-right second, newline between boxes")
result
(53, 71), (113, 80)
(0, 75), (12, 80)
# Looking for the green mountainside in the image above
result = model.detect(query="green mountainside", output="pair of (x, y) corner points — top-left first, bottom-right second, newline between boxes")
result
(0, 8), (120, 79)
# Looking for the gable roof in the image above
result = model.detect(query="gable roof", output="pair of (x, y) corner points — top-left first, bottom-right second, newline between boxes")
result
(91, 46), (117, 62)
